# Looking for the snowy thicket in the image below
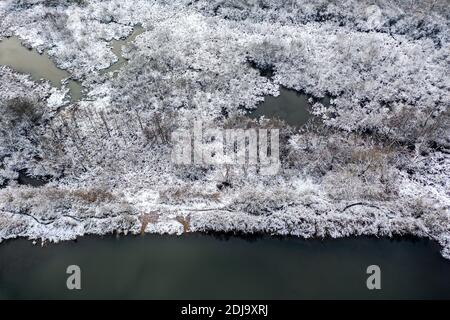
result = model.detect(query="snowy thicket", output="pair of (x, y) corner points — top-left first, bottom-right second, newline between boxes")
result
(0, 0), (449, 258)
(191, 0), (449, 45)
(0, 67), (67, 184)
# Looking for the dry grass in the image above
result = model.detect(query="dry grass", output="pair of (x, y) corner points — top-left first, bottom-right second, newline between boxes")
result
(175, 215), (191, 233)
(138, 212), (160, 235)
(7, 187), (116, 205)
(70, 189), (115, 203)
(349, 146), (394, 177)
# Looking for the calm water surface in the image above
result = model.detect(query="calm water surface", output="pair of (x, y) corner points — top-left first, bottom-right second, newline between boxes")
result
(249, 88), (330, 127)
(0, 37), (82, 101)
(0, 234), (449, 299)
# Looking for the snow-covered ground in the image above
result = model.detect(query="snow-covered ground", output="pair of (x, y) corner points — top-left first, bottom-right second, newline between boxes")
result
(0, 0), (449, 258)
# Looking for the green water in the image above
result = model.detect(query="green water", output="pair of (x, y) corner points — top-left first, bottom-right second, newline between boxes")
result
(0, 234), (449, 299)
(0, 37), (83, 101)
(0, 25), (144, 101)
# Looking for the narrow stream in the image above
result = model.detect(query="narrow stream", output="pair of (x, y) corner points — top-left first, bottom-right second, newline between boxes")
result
(100, 25), (145, 75)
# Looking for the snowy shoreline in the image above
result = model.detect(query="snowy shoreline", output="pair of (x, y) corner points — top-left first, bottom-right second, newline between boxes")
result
(0, 223), (443, 251)
(1, 183), (449, 259)
(0, 1), (449, 258)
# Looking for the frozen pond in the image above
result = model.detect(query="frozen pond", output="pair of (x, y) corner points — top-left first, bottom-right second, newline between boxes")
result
(0, 234), (449, 299)
(0, 36), (82, 101)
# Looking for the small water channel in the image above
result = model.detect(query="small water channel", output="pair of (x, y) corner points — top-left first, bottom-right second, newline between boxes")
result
(100, 25), (145, 75)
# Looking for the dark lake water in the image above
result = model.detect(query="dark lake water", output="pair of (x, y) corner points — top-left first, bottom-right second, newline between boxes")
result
(0, 234), (449, 299)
